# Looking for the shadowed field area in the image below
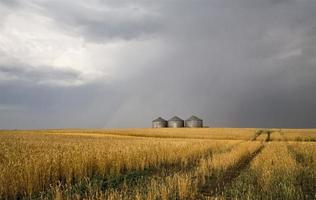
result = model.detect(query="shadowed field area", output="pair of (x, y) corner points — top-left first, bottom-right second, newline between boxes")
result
(0, 128), (315, 199)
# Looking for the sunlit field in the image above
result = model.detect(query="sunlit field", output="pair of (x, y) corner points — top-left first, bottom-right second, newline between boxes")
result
(0, 128), (315, 199)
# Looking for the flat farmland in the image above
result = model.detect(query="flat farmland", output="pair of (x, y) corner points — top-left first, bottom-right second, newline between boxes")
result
(0, 128), (315, 199)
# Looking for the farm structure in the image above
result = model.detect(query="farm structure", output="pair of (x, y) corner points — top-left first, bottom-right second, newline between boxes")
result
(185, 116), (203, 128)
(152, 115), (204, 128)
(152, 117), (168, 128)
(168, 116), (185, 128)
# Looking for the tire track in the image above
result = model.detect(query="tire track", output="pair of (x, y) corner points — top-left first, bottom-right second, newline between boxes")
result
(58, 142), (242, 197)
(200, 144), (266, 198)
(252, 130), (262, 141)
(287, 144), (316, 199)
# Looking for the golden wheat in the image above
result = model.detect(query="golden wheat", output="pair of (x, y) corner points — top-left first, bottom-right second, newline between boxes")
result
(0, 129), (315, 199)
(0, 131), (240, 199)
(90, 141), (262, 200)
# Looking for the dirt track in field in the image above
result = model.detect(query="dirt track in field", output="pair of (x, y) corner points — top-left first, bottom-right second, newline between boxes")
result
(200, 144), (266, 198)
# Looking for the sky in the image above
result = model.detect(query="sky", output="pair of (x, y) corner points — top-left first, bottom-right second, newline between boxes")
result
(0, 0), (316, 129)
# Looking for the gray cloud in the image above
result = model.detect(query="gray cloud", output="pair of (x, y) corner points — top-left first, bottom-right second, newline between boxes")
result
(0, 0), (20, 7)
(105, 0), (316, 128)
(0, 0), (316, 129)
(0, 64), (82, 84)
(0, 79), (127, 129)
(32, 0), (163, 42)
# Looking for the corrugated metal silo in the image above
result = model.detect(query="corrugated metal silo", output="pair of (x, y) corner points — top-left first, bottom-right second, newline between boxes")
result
(152, 117), (167, 128)
(168, 116), (184, 128)
(185, 116), (203, 128)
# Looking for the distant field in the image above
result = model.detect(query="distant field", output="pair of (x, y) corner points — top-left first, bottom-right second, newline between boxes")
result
(0, 128), (315, 199)
(3, 128), (316, 141)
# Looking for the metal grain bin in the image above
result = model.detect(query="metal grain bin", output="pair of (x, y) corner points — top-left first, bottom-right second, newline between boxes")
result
(152, 117), (167, 128)
(168, 116), (184, 128)
(185, 116), (203, 128)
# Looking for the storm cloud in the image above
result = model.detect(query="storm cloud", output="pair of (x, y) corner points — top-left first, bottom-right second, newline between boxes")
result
(0, 0), (315, 129)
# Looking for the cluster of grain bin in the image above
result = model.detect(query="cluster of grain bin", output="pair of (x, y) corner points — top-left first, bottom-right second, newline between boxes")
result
(152, 116), (203, 128)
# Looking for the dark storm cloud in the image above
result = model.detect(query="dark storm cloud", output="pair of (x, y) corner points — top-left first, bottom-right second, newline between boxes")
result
(0, 79), (128, 129)
(105, 0), (316, 128)
(1, 0), (316, 128)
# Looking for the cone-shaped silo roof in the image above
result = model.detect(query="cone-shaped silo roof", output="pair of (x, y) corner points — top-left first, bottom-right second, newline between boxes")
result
(169, 116), (184, 121)
(186, 115), (202, 121)
(152, 117), (167, 122)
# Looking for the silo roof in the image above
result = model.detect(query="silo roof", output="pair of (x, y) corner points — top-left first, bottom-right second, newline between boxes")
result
(186, 115), (202, 121)
(169, 116), (184, 121)
(152, 117), (167, 122)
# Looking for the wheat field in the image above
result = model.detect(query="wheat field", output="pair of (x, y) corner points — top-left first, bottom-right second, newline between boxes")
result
(0, 128), (315, 199)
